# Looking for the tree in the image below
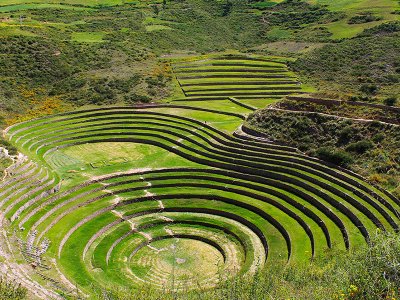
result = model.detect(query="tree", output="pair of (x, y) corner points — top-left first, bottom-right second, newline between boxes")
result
(384, 96), (397, 106)
(221, 0), (233, 16)
(152, 4), (159, 16)
(360, 84), (378, 95)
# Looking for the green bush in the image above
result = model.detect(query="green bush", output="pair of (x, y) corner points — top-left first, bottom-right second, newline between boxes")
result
(316, 146), (354, 166)
(124, 93), (151, 104)
(372, 133), (385, 143)
(360, 84), (378, 95)
(338, 126), (353, 143)
(346, 140), (374, 154)
(0, 277), (27, 300)
(384, 96), (397, 106)
(348, 13), (382, 24)
(0, 139), (18, 156)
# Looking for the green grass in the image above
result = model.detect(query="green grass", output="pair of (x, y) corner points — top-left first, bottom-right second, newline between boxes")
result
(322, 16), (398, 39)
(170, 99), (252, 114)
(0, 0), (144, 8)
(1, 51), (399, 299)
(307, 0), (400, 38)
(145, 25), (173, 32)
(171, 54), (304, 106)
(308, 0), (397, 12)
(0, 25), (37, 36)
(0, 3), (93, 12)
(71, 32), (106, 43)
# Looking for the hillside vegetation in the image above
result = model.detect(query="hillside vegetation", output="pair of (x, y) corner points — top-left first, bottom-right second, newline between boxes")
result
(0, 277), (27, 300)
(0, 0), (399, 126)
(247, 106), (400, 196)
(293, 22), (400, 98)
(0, 0), (399, 299)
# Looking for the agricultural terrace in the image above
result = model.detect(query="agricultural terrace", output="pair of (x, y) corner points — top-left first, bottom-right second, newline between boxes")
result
(0, 54), (399, 297)
(170, 54), (307, 109)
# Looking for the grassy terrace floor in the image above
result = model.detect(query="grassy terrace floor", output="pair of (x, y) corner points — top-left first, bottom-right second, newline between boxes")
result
(1, 100), (399, 297)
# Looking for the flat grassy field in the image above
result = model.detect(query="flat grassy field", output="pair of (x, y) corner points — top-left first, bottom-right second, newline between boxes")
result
(53, 141), (201, 186)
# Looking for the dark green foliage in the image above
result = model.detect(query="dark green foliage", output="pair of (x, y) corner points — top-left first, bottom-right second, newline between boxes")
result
(338, 126), (354, 143)
(220, 0), (234, 16)
(384, 96), (398, 106)
(348, 13), (382, 24)
(360, 84), (378, 95)
(151, 4), (160, 16)
(0, 138), (18, 155)
(292, 22), (400, 98)
(0, 37), (75, 85)
(0, 277), (27, 300)
(246, 109), (400, 188)
(372, 133), (385, 143)
(316, 146), (353, 166)
(263, 0), (343, 29)
(124, 93), (151, 104)
(358, 21), (400, 37)
(345, 140), (374, 154)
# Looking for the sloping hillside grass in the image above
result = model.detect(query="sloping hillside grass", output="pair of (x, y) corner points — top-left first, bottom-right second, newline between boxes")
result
(292, 22), (400, 99)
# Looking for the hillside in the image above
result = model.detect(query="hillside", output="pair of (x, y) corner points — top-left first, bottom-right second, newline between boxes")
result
(0, 0), (399, 299)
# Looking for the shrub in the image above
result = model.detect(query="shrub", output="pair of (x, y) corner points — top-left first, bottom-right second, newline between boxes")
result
(359, 21), (400, 37)
(0, 277), (27, 300)
(360, 84), (378, 95)
(316, 147), (354, 166)
(384, 96), (397, 106)
(348, 13), (382, 24)
(124, 93), (151, 104)
(372, 133), (385, 143)
(0, 139), (18, 156)
(338, 126), (353, 143)
(346, 140), (374, 154)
